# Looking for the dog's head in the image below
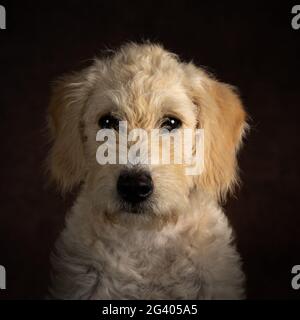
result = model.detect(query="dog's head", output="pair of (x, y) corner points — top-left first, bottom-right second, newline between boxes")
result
(47, 43), (247, 223)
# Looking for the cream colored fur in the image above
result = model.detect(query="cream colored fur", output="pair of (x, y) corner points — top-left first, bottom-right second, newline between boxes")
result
(47, 43), (247, 299)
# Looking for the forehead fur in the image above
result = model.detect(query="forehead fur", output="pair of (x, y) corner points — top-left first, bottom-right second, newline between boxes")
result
(89, 43), (195, 127)
(102, 43), (181, 79)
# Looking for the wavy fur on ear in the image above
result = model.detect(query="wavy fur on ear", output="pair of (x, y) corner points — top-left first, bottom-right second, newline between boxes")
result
(184, 64), (248, 201)
(47, 66), (97, 192)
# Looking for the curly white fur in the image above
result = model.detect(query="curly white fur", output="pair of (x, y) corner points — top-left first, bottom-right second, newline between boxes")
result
(47, 43), (247, 300)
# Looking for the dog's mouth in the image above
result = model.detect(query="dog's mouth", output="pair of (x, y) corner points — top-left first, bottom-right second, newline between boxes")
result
(119, 200), (152, 215)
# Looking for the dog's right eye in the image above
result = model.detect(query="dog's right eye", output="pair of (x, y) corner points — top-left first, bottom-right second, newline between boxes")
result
(98, 114), (120, 130)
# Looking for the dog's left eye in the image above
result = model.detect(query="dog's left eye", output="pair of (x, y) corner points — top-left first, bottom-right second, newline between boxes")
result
(160, 117), (182, 131)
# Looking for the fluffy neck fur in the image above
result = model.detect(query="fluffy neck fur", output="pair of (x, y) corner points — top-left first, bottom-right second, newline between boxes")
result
(49, 191), (245, 299)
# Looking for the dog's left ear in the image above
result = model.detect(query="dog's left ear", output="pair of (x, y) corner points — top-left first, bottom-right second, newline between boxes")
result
(47, 67), (96, 192)
(183, 64), (248, 200)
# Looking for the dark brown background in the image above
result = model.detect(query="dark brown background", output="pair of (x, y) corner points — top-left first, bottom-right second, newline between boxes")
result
(0, 0), (299, 299)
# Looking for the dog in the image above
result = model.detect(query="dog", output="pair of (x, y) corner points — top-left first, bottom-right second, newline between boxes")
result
(47, 43), (247, 299)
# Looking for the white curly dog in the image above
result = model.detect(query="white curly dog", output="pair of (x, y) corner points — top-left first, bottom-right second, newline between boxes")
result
(47, 43), (247, 299)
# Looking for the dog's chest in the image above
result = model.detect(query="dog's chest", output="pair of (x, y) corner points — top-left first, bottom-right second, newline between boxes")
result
(92, 229), (204, 299)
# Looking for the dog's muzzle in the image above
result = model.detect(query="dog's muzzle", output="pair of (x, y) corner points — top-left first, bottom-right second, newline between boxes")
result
(117, 170), (153, 206)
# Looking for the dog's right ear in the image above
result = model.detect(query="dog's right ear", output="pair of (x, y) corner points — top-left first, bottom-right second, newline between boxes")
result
(47, 67), (96, 192)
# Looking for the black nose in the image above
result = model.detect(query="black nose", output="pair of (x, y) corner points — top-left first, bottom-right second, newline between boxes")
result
(117, 170), (153, 204)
